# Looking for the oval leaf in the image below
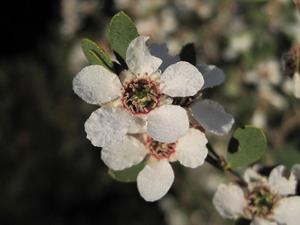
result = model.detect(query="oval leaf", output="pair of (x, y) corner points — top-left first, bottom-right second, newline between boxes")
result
(108, 161), (145, 183)
(107, 11), (139, 61)
(227, 126), (267, 168)
(81, 38), (113, 70)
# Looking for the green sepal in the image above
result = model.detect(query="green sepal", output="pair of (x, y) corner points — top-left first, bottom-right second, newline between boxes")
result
(108, 161), (145, 183)
(81, 38), (114, 70)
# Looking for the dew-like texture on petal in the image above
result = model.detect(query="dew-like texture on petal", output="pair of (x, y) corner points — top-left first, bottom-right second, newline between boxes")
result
(191, 99), (234, 135)
(137, 160), (174, 202)
(84, 107), (134, 147)
(147, 105), (189, 143)
(161, 61), (204, 97)
(293, 72), (300, 98)
(274, 196), (300, 225)
(250, 218), (277, 225)
(175, 128), (208, 168)
(126, 36), (162, 75)
(268, 165), (297, 196)
(73, 65), (122, 105)
(101, 135), (147, 171)
(197, 64), (225, 89)
(213, 184), (246, 219)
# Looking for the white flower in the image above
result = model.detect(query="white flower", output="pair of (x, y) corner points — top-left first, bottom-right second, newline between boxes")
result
(101, 128), (208, 201)
(213, 165), (300, 225)
(73, 36), (204, 147)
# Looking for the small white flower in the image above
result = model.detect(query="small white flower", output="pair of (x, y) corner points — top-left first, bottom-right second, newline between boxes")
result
(73, 36), (204, 147)
(101, 128), (208, 201)
(213, 165), (300, 225)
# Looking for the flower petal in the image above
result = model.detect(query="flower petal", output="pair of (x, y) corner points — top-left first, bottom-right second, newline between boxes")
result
(250, 218), (277, 225)
(191, 100), (234, 135)
(243, 166), (267, 185)
(101, 135), (147, 170)
(274, 196), (300, 225)
(213, 184), (246, 219)
(126, 36), (162, 75)
(197, 64), (225, 89)
(149, 43), (179, 71)
(291, 164), (300, 180)
(161, 61), (204, 97)
(268, 165), (297, 196)
(127, 116), (147, 134)
(147, 105), (189, 143)
(84, 107), (134, 147)
(73, 65), (122, 105)
(175, 128), (208, 168)
(137, 160), (174, 202)
(293, 72), (300, 98)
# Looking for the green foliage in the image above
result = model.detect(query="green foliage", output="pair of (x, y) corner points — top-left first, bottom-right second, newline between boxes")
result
(108, 161), (145, 183)
(227, 126), (267, 168)
(81, 38), (114, 70)
(107, 11), (139, 61)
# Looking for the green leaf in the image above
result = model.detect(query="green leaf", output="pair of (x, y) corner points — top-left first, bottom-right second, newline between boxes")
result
(108, 161), (145, 183)
(107, 11), (139, 61)
(179, 43), (197, 65)
(81, 38), (114, 70)
(227, 126), (267, 168)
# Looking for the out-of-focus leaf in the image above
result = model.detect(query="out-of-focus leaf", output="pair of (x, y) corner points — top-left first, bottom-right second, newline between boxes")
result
(108, 161), (145, 183)
(227, 126), (267, 168)
(179, 43), (196, 65)
(107, 11), (139, 61)
(81, 38), (114, 70)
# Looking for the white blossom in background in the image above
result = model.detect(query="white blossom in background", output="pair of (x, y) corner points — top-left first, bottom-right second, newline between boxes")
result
(244, 59), (287, 127)
(213, 165), (300, 225)
(101, 127), (208, 201)
(224, 32), (253, 60)
(73, 35), (204, 147)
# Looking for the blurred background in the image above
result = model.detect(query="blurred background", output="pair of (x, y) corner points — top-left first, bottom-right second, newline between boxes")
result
(1, 0), (300, 224)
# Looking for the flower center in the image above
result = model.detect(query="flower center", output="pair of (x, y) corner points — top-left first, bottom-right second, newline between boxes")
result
(146, 136), (176, 160)
(121, 78), (160, 115)
(245, 185), (279, 219)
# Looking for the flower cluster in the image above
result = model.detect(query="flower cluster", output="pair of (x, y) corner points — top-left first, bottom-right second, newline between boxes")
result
(213, 165), (300, 225)
(73, 35), (234, 201)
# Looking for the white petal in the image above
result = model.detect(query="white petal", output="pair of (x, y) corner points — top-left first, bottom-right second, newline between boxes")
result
(73, 65), (122, 105)
(137, 160), (174, 202)
(243, 165), (266, 184)
(147, 105), (189, 143)
(127, 116), (147, 134)
(197, 64), (225, 89)
(213, 184), (246, 219)
(191, 100), (234, 135)
(126, 36), (162, 75)
(101, 135), (147, 170)
(293, 72), (300, 98)
(274, 196), (300, 225)
(84, 107), (134, 147)
(268, 165), (297, 196)
(161, 61), (204, 97)
(149, 43), (179, 71)
(291, 164), (300, 180)
(175, 128), (208, 168)
(250, 218), (277, 225)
